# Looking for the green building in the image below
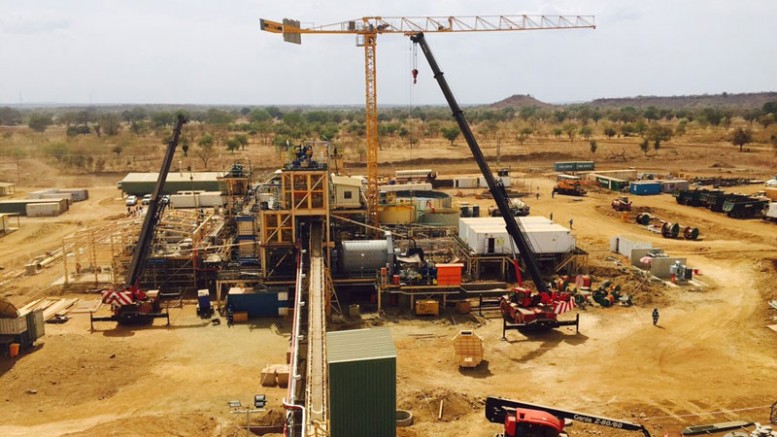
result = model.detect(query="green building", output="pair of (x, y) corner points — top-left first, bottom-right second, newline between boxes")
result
(327, 327), (397, 437)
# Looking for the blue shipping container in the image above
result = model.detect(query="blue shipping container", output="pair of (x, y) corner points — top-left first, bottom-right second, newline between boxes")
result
(227, 291), (288, 318)
(630, 181), (661, 195)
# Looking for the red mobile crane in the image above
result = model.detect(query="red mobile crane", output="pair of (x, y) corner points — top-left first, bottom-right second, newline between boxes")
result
(485, 397), (653, 437)
(92, 115), (187, 327)
(410, 33), (579, 337)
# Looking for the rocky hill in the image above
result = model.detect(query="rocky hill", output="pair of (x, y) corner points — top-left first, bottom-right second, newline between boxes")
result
(488, 92), (777, 111)
(488, 94), (554, 110)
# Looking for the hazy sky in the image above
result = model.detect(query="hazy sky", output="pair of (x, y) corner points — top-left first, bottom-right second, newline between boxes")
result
(1, 0), (775, 106)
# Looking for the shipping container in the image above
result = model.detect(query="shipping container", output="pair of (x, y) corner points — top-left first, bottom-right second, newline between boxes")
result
(41, 193), (73, 205)
(0, 198), (68, 215)
(58, 188), (89, 201)
(453, 176), (480, 188)
(0, 315), (28, 335)
(168, 191), (224, 208)
(658, 180), (689, 193)
(553, 161), (595, 172)
(610, 235), (653, 258)
(629, 181), (662, 195)
(379, 182), (433, 193)
(23, 309), (45, 341)
(27, 189), (58, 199)
(26, 202), (64, 217)
(226, 288), (288, 318)
(328, 328), (396, 437)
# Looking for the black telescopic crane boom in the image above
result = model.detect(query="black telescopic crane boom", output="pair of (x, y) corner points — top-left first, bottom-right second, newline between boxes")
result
(124, 114), (187, 289)
(410, 32), (547, 292)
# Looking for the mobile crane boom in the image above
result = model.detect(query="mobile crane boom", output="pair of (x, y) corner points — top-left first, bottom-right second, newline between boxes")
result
(410, 32), (547, 292)
(125, 114), (186, 289)
(486, 397), (653, 437)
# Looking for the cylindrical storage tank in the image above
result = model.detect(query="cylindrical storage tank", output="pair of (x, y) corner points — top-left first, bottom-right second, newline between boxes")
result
(418, 208), (460, 226)
(378, 204), (416, 225)
(339, 240), (390, 273)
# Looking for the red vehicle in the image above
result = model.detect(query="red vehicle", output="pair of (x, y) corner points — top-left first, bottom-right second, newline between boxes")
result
(92, 115), (186, 328)
(485, 397), (653, 437)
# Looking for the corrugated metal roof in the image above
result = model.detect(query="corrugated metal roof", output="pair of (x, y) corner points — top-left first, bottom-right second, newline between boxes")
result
(327, 327), (396, 364)
(120, 172), (226, 183)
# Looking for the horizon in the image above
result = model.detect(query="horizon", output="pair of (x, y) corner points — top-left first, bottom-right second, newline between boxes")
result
(4, 90), (777, 110)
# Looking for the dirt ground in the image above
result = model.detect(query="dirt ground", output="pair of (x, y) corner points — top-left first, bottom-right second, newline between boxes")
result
(1, 139), (777, 436)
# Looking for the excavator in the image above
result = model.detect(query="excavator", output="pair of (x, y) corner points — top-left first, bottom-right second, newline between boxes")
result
(92, 115), (187, 327)
(411, 33), (579, 338)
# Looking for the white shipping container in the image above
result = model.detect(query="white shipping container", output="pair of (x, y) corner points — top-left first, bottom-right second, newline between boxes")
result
(379, 182), (433, 193)
(27, 189), (58, 199)
(41, 193), (74, 205)
(0, 316), (28, 335)
(58, 189), (89, 201)
(198, 192), (225, 207)
(26, 202), (63, 217)
(454, 177), (479, 189)
(500, 176), (512, 188)
(610, 235), (652, 258)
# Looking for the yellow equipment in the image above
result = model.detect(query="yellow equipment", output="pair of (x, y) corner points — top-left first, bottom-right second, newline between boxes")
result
(261, 15), (595, 234)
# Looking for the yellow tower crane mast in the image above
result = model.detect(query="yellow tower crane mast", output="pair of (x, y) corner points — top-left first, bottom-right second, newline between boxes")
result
(260, 15), (596, 231)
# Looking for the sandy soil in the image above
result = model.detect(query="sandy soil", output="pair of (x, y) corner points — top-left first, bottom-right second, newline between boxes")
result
(1, 138), (776, 436)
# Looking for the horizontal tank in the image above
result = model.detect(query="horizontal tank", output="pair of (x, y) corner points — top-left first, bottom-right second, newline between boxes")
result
(339, 239), (392, 273)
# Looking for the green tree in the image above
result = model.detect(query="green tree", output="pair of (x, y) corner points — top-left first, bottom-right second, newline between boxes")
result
(758, 113), (775, 130)
(235, 134), (249, 150)
(98, 113), (122, 136)
(731, 127), (752, 152)
(198, 133), (215, 168)
(226, 138), (240, 153)
(603, 126), (617, 139)
(552, 128), (563, 139)
(640, 139), (650, 156)
(112, 145), (123, 156)
(28, 113), (53, 132)
(517, 127), (533, 144)
(250, 108), (271, 123)
(441, 127), (460, 145)
(589, 140), (598, 155)
(0, 107), (23, 125)
(579, 125), (593, 141)
(563, 123), (577, 142)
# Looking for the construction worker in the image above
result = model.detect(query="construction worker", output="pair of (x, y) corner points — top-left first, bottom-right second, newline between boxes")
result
(652, 308), (659, 326)
(568, 218), (574, 229)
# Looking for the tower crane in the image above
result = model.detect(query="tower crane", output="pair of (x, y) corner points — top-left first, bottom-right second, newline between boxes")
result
(260, 15), (596, 232)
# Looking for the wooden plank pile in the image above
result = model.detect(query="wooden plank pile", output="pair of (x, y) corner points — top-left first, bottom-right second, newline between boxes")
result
(18, 298), (79, 320)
